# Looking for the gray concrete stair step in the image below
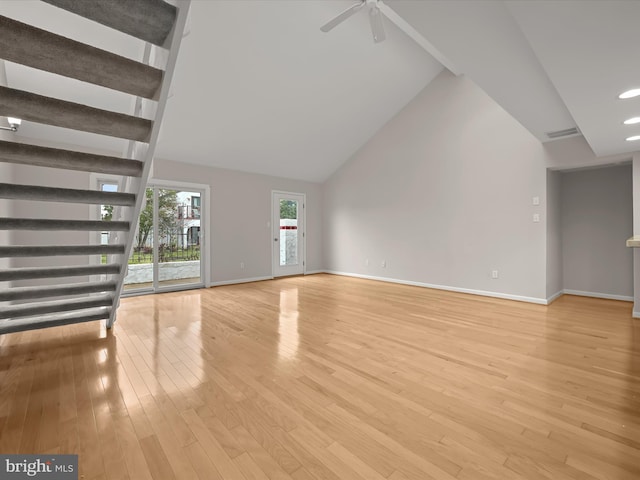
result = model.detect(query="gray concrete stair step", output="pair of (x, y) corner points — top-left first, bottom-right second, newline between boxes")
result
(0, 281), (117, 302)
(0, 263), (121, 281)
(0, 218), (130, 231)
(0, 244), (125, 257)
(0, 307), (111, 334)
(43, 0), (177, 47)
(0, 295), (114, 320)
(0, 140), (143, 176)
(0, 15), (163, 99)
(0, 183), (135, 206)
(0, 86), (152, 142)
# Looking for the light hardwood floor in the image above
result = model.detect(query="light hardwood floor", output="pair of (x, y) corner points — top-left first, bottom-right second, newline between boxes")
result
(1, 274), (639, 480)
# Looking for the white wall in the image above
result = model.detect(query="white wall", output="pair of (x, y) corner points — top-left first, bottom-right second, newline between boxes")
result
(0, 161), (12, 275)
(633, 155), (640, 316)
(153, 159), (323, 284)
(546, 169), (563, 299)
(4, 154), (323, 289)
(561, 165), (633, 299)
(0, 61), (12, 273)
(323, 71), (549, 301)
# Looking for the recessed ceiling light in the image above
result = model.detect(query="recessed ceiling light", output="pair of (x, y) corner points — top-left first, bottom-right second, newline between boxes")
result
(626, 135), (640, 141)
(624, 117), (640, 125)
(619, 89), (640, 99)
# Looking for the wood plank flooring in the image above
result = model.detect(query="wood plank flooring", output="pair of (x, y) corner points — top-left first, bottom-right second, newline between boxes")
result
(1, 273), (640, 479)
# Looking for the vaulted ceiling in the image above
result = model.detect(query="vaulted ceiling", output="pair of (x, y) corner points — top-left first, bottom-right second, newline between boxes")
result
(1, 1), (638, 182)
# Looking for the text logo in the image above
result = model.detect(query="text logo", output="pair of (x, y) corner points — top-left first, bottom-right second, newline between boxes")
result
(0, 455), (78, 479)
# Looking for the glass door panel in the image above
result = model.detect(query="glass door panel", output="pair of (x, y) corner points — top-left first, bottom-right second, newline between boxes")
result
(279, 199), (299, 267)
(124, 187), (154, 291)
(157, 188), (202, 289)
(273, 192), (305, 277)
(120, 185), (204, 295)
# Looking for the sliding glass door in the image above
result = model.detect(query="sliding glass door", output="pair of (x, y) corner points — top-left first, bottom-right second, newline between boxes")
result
(123, 185), (204, 294)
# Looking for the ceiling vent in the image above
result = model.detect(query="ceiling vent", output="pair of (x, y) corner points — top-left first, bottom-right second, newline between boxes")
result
(545, 127), (581, 139)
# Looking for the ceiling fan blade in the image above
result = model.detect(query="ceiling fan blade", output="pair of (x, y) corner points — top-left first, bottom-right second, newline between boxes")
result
(369, 6), (386, 43)
(320, 1), (366, 32)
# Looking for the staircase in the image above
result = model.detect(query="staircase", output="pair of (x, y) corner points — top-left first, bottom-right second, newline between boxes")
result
(0, 0), (191, 334)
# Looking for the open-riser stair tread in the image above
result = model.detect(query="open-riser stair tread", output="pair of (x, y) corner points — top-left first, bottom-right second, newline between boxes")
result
(0, 295), (114, 320)
(0, 263), (120, 281)
(0, 183), (135, 206)
(42, 0), (177, 47)
(0, 244), (125, 257)
(0, 1), (190, 333)
(0, 86), (152, 142)
(0, 281), (117, 301)
(0, 218), (130, 231)
(0, 15), (163, 99)
(0, 307), (111, 334)
(0, 140), (143, 176)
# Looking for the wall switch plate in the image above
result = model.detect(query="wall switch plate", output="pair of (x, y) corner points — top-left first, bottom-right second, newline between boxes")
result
(381, 260), (386, 268)
(533, 213), (540, 222)
(532, 196), (540, 206)
(365, 259), (369, 267)
(491, 270), (499, 279)
(240, 262), (245, 269)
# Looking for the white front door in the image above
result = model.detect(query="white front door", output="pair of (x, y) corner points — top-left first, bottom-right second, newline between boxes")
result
(272, 192), (305, 277)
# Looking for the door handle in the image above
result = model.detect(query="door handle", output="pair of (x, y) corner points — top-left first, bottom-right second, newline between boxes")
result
(274, 238), (278, 241)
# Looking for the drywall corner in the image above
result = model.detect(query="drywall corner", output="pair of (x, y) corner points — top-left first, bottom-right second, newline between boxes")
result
(546, 169), (562, 298)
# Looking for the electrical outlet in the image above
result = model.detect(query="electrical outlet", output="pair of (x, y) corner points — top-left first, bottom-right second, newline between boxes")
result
(240, 262), (245, 269)
(491, 270), (499, 279)
(532, 196), (540, 206)
(381, 260), (386, 268)
(365, 259), (369, 267)
(533, 213), (540, 223)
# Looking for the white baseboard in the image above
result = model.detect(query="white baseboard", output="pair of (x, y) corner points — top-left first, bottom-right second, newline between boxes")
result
(563, 289), (633, 302)
(207, 272), (635, 307)
(209, 276), (273, 287)
(546, 291), (564, 304)
(633, 310), (640, 319)
(324, 270), (548, 305)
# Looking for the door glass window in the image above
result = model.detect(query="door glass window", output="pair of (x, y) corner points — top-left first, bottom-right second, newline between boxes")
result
(279, 199), (298, 266)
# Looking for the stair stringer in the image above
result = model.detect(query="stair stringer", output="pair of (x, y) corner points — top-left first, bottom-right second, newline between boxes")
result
(106, 0), (191, 328)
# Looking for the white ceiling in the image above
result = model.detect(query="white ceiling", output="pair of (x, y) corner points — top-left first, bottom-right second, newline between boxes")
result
(156, 0), (443, 182)
(505, 0), (640, 157)
(1, 1), (639, 180)
(386, 0), (640, 159)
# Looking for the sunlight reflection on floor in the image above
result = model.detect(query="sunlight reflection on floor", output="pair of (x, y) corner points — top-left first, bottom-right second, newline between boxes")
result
(278, 287), (300, 361)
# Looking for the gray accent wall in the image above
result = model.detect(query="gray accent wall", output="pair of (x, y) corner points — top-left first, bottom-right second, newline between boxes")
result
(323, 71), (548, 301)
(546, 169), (563, 299)
(560, 165), (633, 298)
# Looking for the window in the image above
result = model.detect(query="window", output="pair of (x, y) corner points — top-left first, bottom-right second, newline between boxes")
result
(187, 226), (200, 246)
(191, 195), (201, 219)
(99, 182), (118, 263)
